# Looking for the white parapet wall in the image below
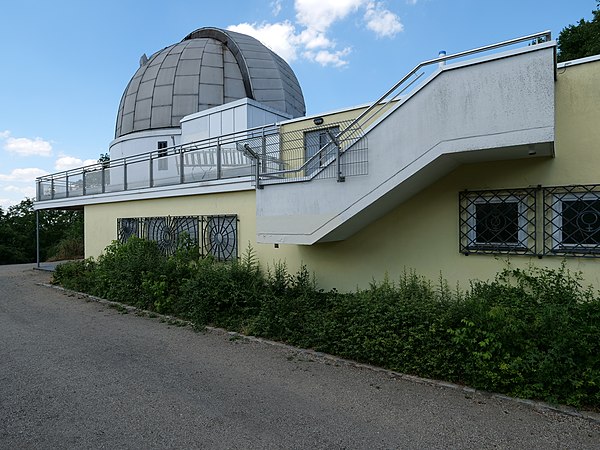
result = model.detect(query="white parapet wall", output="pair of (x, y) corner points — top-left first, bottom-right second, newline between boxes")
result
(256, 43), (557, 244)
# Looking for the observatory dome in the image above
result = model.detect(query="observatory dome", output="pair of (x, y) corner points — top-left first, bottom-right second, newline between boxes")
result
(115, 27), (306, 138)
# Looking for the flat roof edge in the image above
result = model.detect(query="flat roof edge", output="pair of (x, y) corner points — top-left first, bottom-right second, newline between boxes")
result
(557, 53), (600, 69)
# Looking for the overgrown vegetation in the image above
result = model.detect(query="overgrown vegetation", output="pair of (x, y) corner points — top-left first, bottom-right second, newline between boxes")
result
(53, 238), (600, 409)
(0, 198), (83, 264)
(557, 1), (600, 62)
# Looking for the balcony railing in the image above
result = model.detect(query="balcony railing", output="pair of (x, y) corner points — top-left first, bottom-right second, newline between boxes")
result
(36, 125), (276, 201)
(36, 119), (370, 202)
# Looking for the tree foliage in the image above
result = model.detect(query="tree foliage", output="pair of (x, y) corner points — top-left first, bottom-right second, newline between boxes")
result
(0, 198), (83, 265)
(557, 2), (600, 62)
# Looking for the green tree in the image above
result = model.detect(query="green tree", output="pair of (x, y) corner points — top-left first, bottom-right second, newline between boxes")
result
(0, 198), (83, 265)
(98, 153), (110, 164)
(557, 2), (600, 62)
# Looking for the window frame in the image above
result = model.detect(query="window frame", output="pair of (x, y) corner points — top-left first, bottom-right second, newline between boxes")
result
(467, 195), (527, 249)
(303, 126), (340, 176)
(459, 188), (536, 255)
(116, 214), (238, 260)
(203, 215), (238, 262)
(545, 188), (600, 256)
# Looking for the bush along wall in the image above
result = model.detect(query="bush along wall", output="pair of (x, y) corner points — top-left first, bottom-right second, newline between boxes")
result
(52, 238), (600, 410)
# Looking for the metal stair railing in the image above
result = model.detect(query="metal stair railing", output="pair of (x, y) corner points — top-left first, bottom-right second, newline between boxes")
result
(252, 30), (552, 187)
(337, 30), (553, 147)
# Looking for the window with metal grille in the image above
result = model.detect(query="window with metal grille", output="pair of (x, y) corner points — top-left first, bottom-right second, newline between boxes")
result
(144, 216), (199, 256)
(544, 185), (600, 256)
(116, 215), (238, 260)
(117, 218), (141, 243)
(203, 215), (238, 261)
(459, 189), (536, 255)
(304, 126), (339, 176)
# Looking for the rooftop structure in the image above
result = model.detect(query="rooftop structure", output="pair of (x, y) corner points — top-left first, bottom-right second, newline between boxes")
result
(115, 27), (306, 138)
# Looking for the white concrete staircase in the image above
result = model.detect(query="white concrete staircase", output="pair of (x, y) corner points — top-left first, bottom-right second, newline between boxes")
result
(256, 41), (556, 245)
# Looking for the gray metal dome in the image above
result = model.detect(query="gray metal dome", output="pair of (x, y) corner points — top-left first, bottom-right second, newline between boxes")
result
(115, 27), (306, 138)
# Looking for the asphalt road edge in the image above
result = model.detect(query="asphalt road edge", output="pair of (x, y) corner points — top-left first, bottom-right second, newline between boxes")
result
(38, 281), (600, 425)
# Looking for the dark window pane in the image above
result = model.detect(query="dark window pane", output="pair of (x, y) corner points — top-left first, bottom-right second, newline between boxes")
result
(118, 218), (140, 243)
(562, 199), (600, 245)
(475, 202), (519, 245)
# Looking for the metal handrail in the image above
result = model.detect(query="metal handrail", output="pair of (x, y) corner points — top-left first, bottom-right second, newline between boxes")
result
(334, 30), (553, 144)
(263, 71), (425, 180)
(255, 31), (554, 184)
(36, 123), (279, 182)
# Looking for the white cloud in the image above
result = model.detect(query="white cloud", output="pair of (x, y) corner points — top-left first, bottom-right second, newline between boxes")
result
(305, 48), (352, 67)
(406, 0), (418, 4)
(229, 0), (403, 68)
(228, 21), (300, 62)
(0, 168), (49, 182)
(3, 185), (36, 197)
(0, 198), (14, 210)
(4, 136), (52, 157)
(364, 2), (404, 38)
(54, 156), (97, 171)
(271, 0), (283, 16)
(295, 0), (364, 32)
(298, 28), (333, 50)
(0, 130), (10, 139)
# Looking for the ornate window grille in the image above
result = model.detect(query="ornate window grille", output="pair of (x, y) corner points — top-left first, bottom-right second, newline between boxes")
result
(116, 215), (238, 260)
(144, 216), (199, 256)
(459, 188), (536, 255)
(203, 215), (238, 261)
(117, 218), (142, 243)
(543, 185), (600, 257)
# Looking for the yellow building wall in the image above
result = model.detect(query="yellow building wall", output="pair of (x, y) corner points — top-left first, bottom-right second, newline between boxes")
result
(283, 58), (600, 290)
(85, 191), (258, 260)
(86, 58), (600, 292)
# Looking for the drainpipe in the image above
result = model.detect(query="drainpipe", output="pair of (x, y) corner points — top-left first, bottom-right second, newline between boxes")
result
(242, 144), (262, 189)
(36, 210), (40, 269)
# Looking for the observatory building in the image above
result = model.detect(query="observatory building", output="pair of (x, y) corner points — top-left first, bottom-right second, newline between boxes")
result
(34, 27), (600, 290)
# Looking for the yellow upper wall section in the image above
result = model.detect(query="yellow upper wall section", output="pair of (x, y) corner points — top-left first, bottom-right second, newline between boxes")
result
(277, 101), (398, 177)
(85, 191), (258, 260)
(555, 59), (600, 177)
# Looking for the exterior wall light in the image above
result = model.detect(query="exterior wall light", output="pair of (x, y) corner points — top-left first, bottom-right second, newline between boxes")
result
(313, 117), (324, 126)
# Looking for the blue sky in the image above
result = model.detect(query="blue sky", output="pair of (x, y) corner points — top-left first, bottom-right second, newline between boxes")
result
(0, 0), (597, 209)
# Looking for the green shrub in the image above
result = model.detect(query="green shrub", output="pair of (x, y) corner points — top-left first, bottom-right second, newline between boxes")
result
(248, 263), (329, 347)
(447, 264), (600, 406)
(180, 247), (265, 329)
(46, 236), (84, 261)
(53, 259), (98, 292)
(89, 238), (167, 307)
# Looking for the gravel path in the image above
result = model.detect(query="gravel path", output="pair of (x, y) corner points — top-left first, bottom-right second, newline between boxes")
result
(1, 263), (599, 449)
